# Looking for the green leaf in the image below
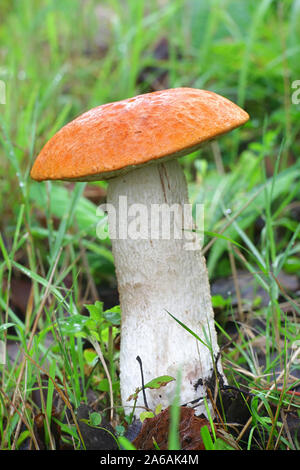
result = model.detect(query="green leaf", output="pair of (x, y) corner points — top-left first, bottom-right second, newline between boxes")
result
(168, 369), (182, 450)
(144, 375), (175, 390)
(212, 295), (231, 308)
(12, 261), (68, 307)
(89, 412), (102, 427)
(0, 323), (15, 332)
(139, 411), (155, 422)
(103, 306), (121, 326)
(283, 256), (300, 274)
(97, 379), (119, 393)
(201, 425), (214, 450)
(214, 438), (236, 450)
(166, 310), (209, 348)
(57, 314), (89, 335)
(29, 182), (103, 236)
(127, 375), (175, 402)
(83, 349), (98, 365)
(203, 230), (245, 249)
(155, 403), (163, 415)
(85, 301), (104, 322)
(0, 232), (11, 270)
(118, 436), (136, 450)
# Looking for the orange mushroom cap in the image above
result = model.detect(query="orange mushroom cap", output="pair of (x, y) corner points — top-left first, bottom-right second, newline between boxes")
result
(30, 87), (249, 182)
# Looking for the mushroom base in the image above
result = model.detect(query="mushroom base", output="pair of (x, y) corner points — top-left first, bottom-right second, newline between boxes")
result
(107, 159), (225, 417)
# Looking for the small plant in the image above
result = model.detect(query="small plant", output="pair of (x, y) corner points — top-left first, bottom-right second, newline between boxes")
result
(1, 0), (300, 452)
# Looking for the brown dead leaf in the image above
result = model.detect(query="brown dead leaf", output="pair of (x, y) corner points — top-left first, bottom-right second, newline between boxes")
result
(132, 406), (213, 450)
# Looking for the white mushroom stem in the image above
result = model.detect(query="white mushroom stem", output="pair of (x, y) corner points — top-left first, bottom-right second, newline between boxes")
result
(107, 159), (225, 416)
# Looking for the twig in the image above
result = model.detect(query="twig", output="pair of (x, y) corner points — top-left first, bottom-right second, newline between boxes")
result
(236, 346), (300, 443)
(88, 336), (114, 423)
(136, 355), (149, 410)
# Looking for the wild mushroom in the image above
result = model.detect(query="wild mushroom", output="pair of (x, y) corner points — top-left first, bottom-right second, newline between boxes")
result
(30, 87), (249, 416)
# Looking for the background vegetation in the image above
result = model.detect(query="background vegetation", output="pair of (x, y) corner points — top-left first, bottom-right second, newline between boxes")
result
(0, 0), (299, 450)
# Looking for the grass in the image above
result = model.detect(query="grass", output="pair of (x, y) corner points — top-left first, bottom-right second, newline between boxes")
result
(0, 0), (300, 451)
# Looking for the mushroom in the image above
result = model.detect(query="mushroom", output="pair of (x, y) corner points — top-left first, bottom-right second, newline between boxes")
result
(30, 87), (249, 416)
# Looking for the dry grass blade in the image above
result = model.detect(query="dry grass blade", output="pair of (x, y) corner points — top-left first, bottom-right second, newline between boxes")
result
(22, 352), (86, 450)
(9, 248), (63, 414)
(202, 184), (266, 256)
(236, 346), (300, 443)
(11, 362), (29, 450)
(0, 386), (40, 450)
(211, 141), (244, 322)
(87, 336), (114, 423)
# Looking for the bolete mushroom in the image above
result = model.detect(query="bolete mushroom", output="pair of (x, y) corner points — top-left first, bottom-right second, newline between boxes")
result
(30, 87), (249, 416)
